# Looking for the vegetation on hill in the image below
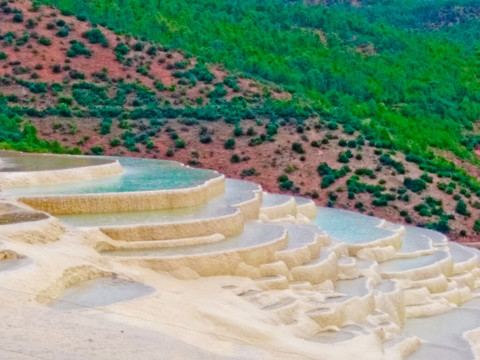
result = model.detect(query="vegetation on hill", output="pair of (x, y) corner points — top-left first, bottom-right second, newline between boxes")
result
(1, 0), (480, 239)
(0, 98), (77, 153)
(37, 0), (480, 160)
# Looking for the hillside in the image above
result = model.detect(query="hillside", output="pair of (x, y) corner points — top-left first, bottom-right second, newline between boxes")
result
(1, 0), (480, 241)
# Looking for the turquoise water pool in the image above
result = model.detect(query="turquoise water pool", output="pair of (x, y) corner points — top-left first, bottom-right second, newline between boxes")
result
(3, 157), (219, 196)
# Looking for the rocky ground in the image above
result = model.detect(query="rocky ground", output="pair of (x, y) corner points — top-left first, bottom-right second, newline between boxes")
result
(1, 0), (480, 241)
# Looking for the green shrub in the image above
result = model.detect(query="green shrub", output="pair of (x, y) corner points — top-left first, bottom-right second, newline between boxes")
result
(110, 138), (120, 147)
(292, 142), (305, 154)
(327, 121), (338, 130)
(404, 178), (426, 193)
(241, 168), (257, 178)
(154, 80), (165, 91)
(90, 146), (104, 155)
(285, 164), (297, 173)
(224, 138), (235, 149)
(51, 64), (61, 73)
(83, 28), (108, 47)
(277, 173), (293, 191)
(147, 45), (157, 56)
(318, 163), (350, 188)
(420, 173), (433, 183)
(223, 76), (239, 91)
(13, 12), (23, 23)
(15, 79), (47, 93)
(379, 154), (405, 174)
(355, 168), (374, 177)
(200, 134), (212, 144)
(208, 83), (227, 99)
(230, 154), (241, 163)
(37, 36), (51, 46)
(338, 151), (351, 163)
(354, 202), (365, 211)
(100, 118), (112, 135)
(455, 198), (468, 216)
(0, 52), (7, 60)
(175, 139), (185, 148)
(233, 126), (243, 137)
(56, 26), (69, 37)
(132, 42), (144, 51)
(72, 82), (108, 106)
(474, 218), (480, 233)
(114, 42), (130, 61)
(67, 41), (91, 58)
(249, 137), (263, 146)
(136, 66), (148, 75)
(426, 216), (450, 233)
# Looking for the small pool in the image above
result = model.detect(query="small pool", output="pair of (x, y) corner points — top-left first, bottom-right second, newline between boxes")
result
(50, 277), (155, 310)
(0, 257), (31, 272)
(404, 297), (480, 360)
(403, 225), (447, 245)
(58, 194), (236, 227)
(379, 251), (448, 273)
(103, 222), (284, 257)
(334, 277), (370, 297)
(397, 232), (432, 254)
(261, 193), (292, 207)
(449, 242), (477, 264)
(312, 207), (393, 244)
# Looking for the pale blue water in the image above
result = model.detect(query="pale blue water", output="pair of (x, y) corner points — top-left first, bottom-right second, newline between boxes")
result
(379, 250), (448, 273)
(50, 277), (155, 310)
(404, 225), (447, 245)
(58, 195), (236, 227)
(57, 179), (258, 227)
(404, 297), (480, 360)
(398, 232), (432, 254)
(449, 242), (477, 263)
(103, 222), (284, 257)
(261, 193), (292, 207)
(3, 157), (219, 196)
(0, 257), (31, 272)
(334, 277), (369, 297)
(312, 207), (392, 244)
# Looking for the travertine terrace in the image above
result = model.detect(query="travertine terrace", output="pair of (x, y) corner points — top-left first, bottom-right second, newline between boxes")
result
(1, 150), (480, 360)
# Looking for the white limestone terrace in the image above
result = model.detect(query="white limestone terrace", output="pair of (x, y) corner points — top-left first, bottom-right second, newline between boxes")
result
(312, 207), (393, 244)
(1, 156), (218, 195)
(403, 296), (480, 360)
(0, 150), (123, 187)
(102, 221), (285, 257)
(56, 178), (259, 225)
(2, 151), (480, 359)
(0, 150), (114, 172)
(1, 156), (226, 215)
(50, 277), (155, 311)
(58, 195), (239, 227)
